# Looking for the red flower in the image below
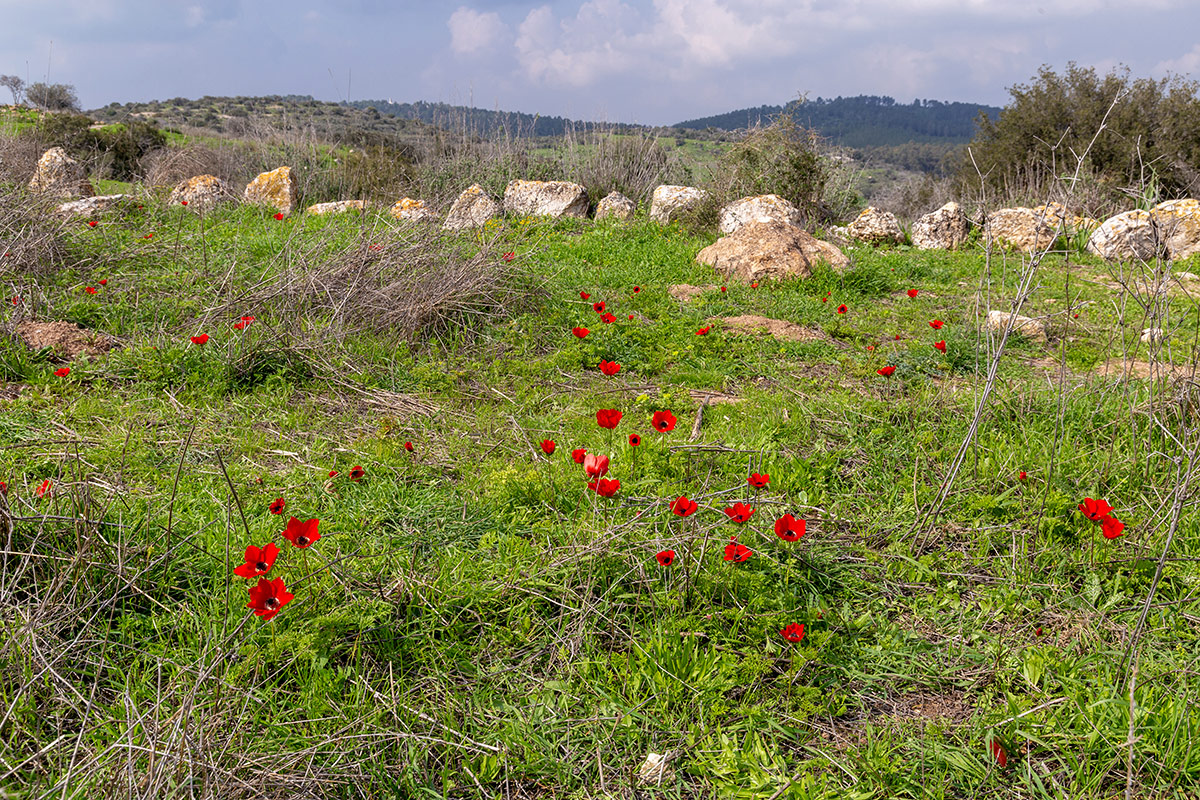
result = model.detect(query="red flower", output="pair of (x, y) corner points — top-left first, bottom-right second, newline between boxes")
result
(0, 480), (6, 496)
(724, 502), (755, 523)
(143, 233), (154, 240)
(233, 542), (279, 578)
(233, 320), (247, 330)
(280, 516), (320, 549)
(579, 291), (590, 300)
(670, 496), (698, 517)
(601, 312), (616, 324)
(780, 623), (805, 642)
(627, 314), (634, 320)
(593, 301), (606, 313)
(929, 319), (944, 329)
(10, 297), (17, 305)
(35, 479), (52, 499)
(775, 513), (806, 541)
(540, 440), (556, 455)
(877, 366), (896, 377)
(98, 279), (108, 286)
(695, 326), (710, 335)
(599, 359), (621, 375)
(723, 537), (752, 562)
(1018, 471), (1027, 482)
(368, 244), (382, 251)
(750, 281), (759, 288)
(246, 576), (293, 620)
(572, 327), (589, 338)
(720, 286), (727, 292)
(596, 408), (622, 429)
(329, 470), (339, 477)
(895, 334), (902, 340)
(584, 453), (610, 478)
(866, 345), (874, 351)
(907, 289), (919, 298)
(87, 220), (97, 228)
(180, 200), (188, 205)
(53, 367), (70, 377)
(502, 251), (515, 262)
(836, 304), (847, 314)
(588, 477), (620, 497)
(572, 447), (587, 464)
(821, 296), (828, 303)
(748, 472), (769, 489)
(628, 433), (641, 447)
(1101, 515), (1125, 539)
(651, 410), (676, 433)
(989, 741), (1008, 769)
(1035, 626), (1044, 636)
(656, 550), (675, 566)
(190, 334), (209, 345)
(933, 340), (946, 352)
(404, 441), (414, 452)
(85, 286), (98, 295)
(1078, 497), (1112, 521)
(349, 465), (365, 481)
(632, 286), (641, 294)
(273, 212), (284, 221)
(269, 497), (286, 514)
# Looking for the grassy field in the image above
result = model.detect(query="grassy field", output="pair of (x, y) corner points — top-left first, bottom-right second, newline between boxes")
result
(2, 186), (1199, 799)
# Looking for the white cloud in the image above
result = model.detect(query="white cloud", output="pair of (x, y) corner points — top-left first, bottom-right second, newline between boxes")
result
(447, 6), (508, 55)
(515, 1), (652, 86)
(1153, 43), (1200, 77)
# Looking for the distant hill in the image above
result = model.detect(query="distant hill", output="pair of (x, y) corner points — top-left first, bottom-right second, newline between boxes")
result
(675, 95), (1001, 148)
(345, 100), (649, 138)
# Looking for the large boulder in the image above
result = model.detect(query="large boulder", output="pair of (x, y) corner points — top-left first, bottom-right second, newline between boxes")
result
(55, 194), (135, 216)
(846, 206), (904, 245)
(244, 166), (298, 216)
(28, 147), (94, 199)
(595, 191), (636, 221)
(1034, 202), (1098, 235)
(442, 184), (501, 231)
(695, 220), (849, 282)
(650, 185), (708, 224)
(168, 175), (236, 214)
(503, 180), (588, 219)
(388, 198), (435, 221)
(985, 310), (1046, 342)
(307, 200), (366, 216)
(911, 202), (970, 250)
(1151, 199), (1200, 260)
(718, 194), (804, 234)
(1086, 210), (1164, 262)
(984, 207), (1060, 252)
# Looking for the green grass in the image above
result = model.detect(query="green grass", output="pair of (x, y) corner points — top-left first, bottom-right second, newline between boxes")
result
(2, 187), (1200, 799)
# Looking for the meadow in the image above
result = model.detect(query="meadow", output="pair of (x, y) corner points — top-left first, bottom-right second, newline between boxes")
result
(1, 164), (1199, 799)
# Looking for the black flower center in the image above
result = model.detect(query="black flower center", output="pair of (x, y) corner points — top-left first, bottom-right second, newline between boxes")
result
(264, 597), (279, 608)
(296, 536), (309, 547)
(255, 561), (269, 572)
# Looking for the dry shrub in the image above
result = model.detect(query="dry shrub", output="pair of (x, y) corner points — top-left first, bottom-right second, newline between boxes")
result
(0, 131), (46, 185)
(0, 182), (68, 280)
(557, 126), (690, 206)
(139, 142), (265, 188)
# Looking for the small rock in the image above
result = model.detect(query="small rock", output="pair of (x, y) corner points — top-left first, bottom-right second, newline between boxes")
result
(718, 194), (804, 234)
(1087, 209), (1164, 262)
(595, 191), (636, 221)
(985, 310), (1046, 342)
(650, 185), (708, 224)
(307, 200), (367, 216)
(1175, 271), (1200, 281)
(696, 220), (848, 282)
(503, 179), (589, 219)
(244, 166), (298, 215)
(28, 147), (94, 199)
(56, 194), (135, 215)
(169, 175), (237, 214)
(388, 198), (435, 221)
(911, 201), (970, 250)
(846, 206), (904, 245)
(442, 184), (501, 231)
(636, 752), (675, 786)
(1141, 328), (1165, 344)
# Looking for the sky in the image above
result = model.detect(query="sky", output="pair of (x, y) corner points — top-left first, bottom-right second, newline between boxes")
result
(1, 0), (1198, 126)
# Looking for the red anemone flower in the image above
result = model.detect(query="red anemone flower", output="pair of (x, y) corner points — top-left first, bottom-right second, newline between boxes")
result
(85, 286), (98, 294)
(247, 576), (293, 621)
(87, 220), (97, 228)
(1018, 471), (1027, 482)
(877, 366), (896, 377)
(572, 447), (587, 464)
(583, 453), (610, 478)
(780, 623), (805, 642)
(404, 441), (414, 452)
(907, 289), (919, 298)
(601, 312), (616, 324)
(234, 542), (279, 578)
(579, 291), (590, 300)
(751, 281), (759, 288)
(651, 410), (677, 433)
(895, 334), (902, 340)
(191, 334), (209, 345)
(670, 496), (698, 517)
(143, 233), (154, 239)
(627, 314), (634, 320)
(821, 296), (828, 303)
(933, 340), (946, 352)
(989, 741), (1008, 769)
(720, 286), (727, 292)
(281, 516), (320, 549)
(502, 251), (515, 262)
(269, 497), (286, 514)
(180, 200), (188, 205)
(1035, 626), (1044, 636)
(632, 286), (641, 294)
(329, 470), (339, 477)
(572, 327), (589, 338)
(724, 502), (755, 523)
(596, 408), (622, 429)
(866, 345), (875, 351)
(588, 477), (620, 497)
(273, 212), (284, 221)
(775, 513), (806, 541)
(593, 301), (606, 313)
(748, 472), (769, 489)
(35, 479), (53, 499)
(98, 279), (108, 286)
(1078, 497), (1112, 521)
(599, 359), (621, 376)
(656, 550), (675, 566)
(0, 480), (7, 496)
(1101, 515), (1125, 539)
(628, 433), (641, 447)
(929, 319), (944, 329)
(723, 536), (752, 562)
(695, 326), (710, 335)
(540, 440), (556, 455)
(349, 465), (365, 481)
(836, 304), (847, 314)
(53, 367), (70, 377)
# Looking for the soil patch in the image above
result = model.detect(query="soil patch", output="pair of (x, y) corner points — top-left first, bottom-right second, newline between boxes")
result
(0, 383), (25, 401)
(16, 320), (117, 361)
(719, 314), (827, 343)
(1094, 358), (1196, 381)
(668, 284), (718, 302)
(688, 389), (743, 405)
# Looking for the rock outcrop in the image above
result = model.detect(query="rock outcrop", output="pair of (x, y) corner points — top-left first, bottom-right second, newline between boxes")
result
(388, 198), (435, 221)
(1086, 210), (1164, 262)
(985, 310), (1046, 342)
(307, 200), (367, 216)
(650, 185), (708, 224)
(695, 220), (849, 282)
(28, 147), (94, 199)
(244, 166), (298, 215)
(595, 191), (636, 221)
(846, 206), (904, 245)
(56, 194), (135, 216)
(911, 202), (970, 250)
(984, 207), (1061, 252)
(718, 194), (804, 234)
(442, 184), (501, 230)
(503, 180), (589, 219)
(1151, 199), (1200, 260)
(168, 175), (236, 214)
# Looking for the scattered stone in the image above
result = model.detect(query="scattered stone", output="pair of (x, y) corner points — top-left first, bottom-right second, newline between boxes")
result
(307, 200), (367, 216)
(16, 320), (116, 360)
(503, 179), (588, 219)
(984, 310), (1046, 342)
(846, 206), (904, 245)
(1176, 271), (1200, 281)
(718, 194), (804, 234)
(168, 175), (237, 214)
(695, 220), (849, 282)
(650, 185), (708, 224)
(636, 752), (675, 786)
(1151, 198), (1200, 260)
(595, 191), (636, 221)
(388, 198), (436, 221)
(244, 166), (298, 215)
(984, 207), (1060, 252)
(28, 147), (94, 199)
(1086, 209), (1164, 262)
(442, 184), (501, 231)
(1034, 202), (1098, 234)
(668, 284), (718, 302)
(1141, 328), (1166, 344)
(55, 194), (135, 215)
(911, 202), (970, 250)
(720, 314), (826, 342)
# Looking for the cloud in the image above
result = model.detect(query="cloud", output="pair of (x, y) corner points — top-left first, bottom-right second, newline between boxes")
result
(448, 7), (508, 55)
(1154, 43), (1200, 77)
(514, 1), (651, 86)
